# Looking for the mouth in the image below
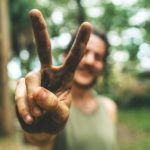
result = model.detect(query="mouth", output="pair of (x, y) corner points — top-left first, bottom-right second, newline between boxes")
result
(78, 65), (96, 74)
(74, 66), (98, 88)
(77, 66), (97, 76)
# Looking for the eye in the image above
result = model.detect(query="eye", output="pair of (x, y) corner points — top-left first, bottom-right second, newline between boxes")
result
(95, 53), (103, 61)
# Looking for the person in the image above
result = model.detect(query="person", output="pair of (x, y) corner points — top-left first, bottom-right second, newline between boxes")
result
(15, 9), (117, 150)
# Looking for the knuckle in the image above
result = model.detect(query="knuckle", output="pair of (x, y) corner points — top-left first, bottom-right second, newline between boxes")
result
(17, 78), (25, 84)
(25, 71), (38, 81)
(27, 94), (33, 101)
(36, 86), (44, 93)
(25, 72), (40, 85)
(25, 72), (34, 81)
(15, 95), (24, 103)
(16, 78), (25, 91)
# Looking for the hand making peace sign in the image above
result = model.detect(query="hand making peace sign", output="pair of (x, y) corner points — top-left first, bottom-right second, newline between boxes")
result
(15, 9), (92, 134)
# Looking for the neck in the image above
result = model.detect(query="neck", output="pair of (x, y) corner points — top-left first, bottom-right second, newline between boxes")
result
(71, 84), (98, 114)
(71, 85), (93, 102)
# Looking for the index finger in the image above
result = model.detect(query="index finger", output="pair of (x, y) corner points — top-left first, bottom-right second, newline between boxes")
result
(63, 22), (92, 73)
(29, 9), (52, 68)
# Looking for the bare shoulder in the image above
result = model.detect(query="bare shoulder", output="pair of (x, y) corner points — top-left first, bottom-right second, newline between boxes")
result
(101, 97), (117, 114)
(99, 96), (118, 124)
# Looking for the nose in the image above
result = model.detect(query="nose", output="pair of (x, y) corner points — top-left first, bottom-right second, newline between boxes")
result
(82, 52), (95, 65)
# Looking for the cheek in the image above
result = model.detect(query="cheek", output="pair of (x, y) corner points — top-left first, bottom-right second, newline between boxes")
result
(95, 62), (104, 72)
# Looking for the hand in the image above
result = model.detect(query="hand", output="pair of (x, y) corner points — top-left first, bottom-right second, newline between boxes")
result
(15, 9), (92, 134)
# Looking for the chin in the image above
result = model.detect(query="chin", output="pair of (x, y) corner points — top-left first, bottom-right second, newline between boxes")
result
(73, 77), (97, 89)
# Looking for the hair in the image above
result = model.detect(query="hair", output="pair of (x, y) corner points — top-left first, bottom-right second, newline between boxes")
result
(65, 28), (110, 63)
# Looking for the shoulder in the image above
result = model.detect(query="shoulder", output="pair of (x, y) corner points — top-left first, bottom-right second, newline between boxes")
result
(97, 96), (118, 124)
(100, 96), (117, 115)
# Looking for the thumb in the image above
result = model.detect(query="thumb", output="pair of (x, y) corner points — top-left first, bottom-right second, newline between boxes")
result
(33, 87), (69, 124)
(33, 87), (58, 112)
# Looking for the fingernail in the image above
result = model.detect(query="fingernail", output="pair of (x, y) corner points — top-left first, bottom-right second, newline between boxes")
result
(24, 115), (33, 124)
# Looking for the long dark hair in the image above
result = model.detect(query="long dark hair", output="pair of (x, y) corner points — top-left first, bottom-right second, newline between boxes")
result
(65, 28), (109, 63)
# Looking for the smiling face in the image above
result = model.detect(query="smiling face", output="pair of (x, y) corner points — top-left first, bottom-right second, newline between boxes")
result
(73, 34), (107, 89)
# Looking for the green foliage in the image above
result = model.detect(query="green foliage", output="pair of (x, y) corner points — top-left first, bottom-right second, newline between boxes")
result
(119, 108), (150, 132)
(9, 0), (149, 62)
(9, 0), (150, 106)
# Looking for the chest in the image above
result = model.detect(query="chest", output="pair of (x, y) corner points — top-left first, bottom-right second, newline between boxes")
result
(63, 105), (116, 150)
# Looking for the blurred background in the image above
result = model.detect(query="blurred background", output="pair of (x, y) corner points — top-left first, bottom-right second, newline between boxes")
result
(0, 0), (150, 149)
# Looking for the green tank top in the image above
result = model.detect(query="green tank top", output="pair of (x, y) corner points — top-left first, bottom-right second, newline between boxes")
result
(53, 96), (117, 150)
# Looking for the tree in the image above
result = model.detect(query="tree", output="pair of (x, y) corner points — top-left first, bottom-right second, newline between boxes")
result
(9, 0), (150, 107)
(0, 0), (13, 135)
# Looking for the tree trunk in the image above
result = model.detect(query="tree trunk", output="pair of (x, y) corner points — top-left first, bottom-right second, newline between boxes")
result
(0, 0), (13, 135)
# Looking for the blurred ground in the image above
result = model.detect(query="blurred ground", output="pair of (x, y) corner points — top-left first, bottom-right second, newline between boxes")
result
(0, 108), (150, 150)
(0, 131), (39, 150)
(118, 108), (150, 150)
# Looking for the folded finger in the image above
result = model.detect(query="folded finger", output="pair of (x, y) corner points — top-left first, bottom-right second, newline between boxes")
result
(33, 87), (59, 112)
(15, 78), (33, 124)
(33, 87), (70, 125)
(25, 72), (43, 117)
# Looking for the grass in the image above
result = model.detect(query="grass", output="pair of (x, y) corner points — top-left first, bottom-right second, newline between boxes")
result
(118, 108), (150, 150)
(0, 108), (150, 150)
